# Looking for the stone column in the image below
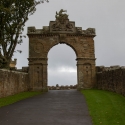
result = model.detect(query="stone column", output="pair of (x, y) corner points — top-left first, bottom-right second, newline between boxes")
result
(77, 58), (84, 90)
(42, 64), (48, 91)
(28, 64), (34, 90)
(76, 57), (96, 90)
(28, 57), (48, 91)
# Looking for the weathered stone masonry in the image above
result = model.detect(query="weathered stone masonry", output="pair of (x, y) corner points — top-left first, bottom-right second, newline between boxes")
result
(0, 9), (97, 97)
(0, 69), (29, 98)
(27, 9), (96, 91)
(1, 10), (125, 97)
(96, 66), (125, 96)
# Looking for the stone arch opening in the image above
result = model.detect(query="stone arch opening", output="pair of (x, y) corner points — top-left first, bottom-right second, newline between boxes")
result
(47, 41), (78, 57)
(59, 42), (78, 57)
(27, 9), (96, 91)
(48, 43), (77, 88)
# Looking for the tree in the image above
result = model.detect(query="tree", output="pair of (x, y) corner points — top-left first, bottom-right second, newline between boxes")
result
(0, 0), (48, 68)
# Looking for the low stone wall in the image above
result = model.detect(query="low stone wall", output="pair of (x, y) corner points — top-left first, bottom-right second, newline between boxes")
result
(48, 85), (77, 90)
(96, 66), (125, 96)
(0, 69), (29, 98)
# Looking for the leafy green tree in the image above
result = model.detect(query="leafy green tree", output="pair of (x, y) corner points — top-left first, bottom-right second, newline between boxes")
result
(0, 0), (48, 68)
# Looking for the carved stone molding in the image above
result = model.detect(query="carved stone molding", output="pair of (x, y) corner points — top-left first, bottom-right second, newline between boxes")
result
(27, 10), (96, 37)
(28, 58), (48, 62)
(76, 57), (96, 60)
(27, 9), (96, 91)
(82, 28), (96, 36)
(49, 9), (75, 33)
(59, 34), (66, 42)
(34, 42), (44, 53)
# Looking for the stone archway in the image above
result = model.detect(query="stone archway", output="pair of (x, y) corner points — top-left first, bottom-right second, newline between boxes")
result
(27, 9), (96, 91)
(47, 43), (77, 87)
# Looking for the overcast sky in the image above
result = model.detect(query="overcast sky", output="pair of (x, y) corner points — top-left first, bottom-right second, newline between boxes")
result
(13, 0), (125, 86)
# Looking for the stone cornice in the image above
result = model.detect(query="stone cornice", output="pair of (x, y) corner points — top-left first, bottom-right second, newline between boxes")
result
(27, 33), (96, 38)
(28, 57), (48, 61)
(76, 57), (96, 60)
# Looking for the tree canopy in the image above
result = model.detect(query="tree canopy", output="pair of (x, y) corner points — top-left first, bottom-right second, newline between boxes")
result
(0, 0), (48, 68)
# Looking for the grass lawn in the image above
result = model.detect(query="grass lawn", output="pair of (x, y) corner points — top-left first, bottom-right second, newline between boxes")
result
(0, 91), (42, 107)
(81, 89), (125, 125)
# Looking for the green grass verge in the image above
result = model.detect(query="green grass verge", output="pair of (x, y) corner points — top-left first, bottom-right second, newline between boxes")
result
(0, 91), (42, 107)
(81, 89), (125, 125)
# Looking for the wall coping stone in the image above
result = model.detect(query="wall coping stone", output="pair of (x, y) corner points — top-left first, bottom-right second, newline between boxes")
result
(0, 69), (28, 74)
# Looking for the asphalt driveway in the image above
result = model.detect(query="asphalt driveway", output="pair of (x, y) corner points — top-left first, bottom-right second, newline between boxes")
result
(0, 90), (92, 125)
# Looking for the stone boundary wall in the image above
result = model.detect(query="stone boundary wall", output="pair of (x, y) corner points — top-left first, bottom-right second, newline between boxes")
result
(96, 66), (125, 96)
(0, 69), (29, 98)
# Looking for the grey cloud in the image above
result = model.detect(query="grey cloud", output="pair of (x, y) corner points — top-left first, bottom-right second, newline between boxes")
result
(48, 44), (77, 69)
(48, 71), (77, 86)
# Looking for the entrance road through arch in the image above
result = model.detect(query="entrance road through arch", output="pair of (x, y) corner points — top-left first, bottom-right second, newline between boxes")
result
(0, 90), (92, 125)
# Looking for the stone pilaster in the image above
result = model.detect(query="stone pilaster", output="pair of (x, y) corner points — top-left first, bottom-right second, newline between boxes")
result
(28, 57), (48, 91)
(76, 57), (96, 90)
(42, 64), (48, 91)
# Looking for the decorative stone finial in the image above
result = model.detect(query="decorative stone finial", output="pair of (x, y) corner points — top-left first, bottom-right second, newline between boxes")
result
(55, 9), (69, 22)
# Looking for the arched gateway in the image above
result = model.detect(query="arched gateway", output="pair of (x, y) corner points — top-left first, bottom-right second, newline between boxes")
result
(27, 9), (96, 91)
